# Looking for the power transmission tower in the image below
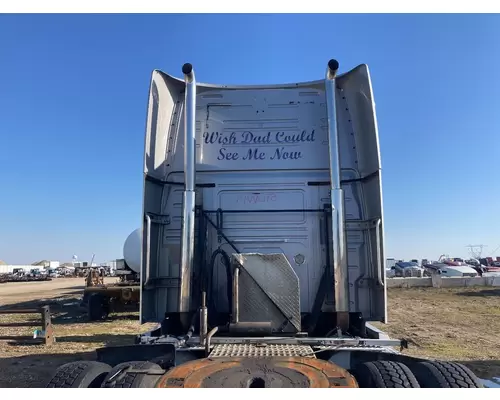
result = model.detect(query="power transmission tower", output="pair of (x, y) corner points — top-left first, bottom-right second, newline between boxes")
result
(466, 244), (486, 259)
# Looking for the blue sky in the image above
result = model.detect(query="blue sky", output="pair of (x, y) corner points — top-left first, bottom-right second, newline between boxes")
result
(1, 14), (500, 264)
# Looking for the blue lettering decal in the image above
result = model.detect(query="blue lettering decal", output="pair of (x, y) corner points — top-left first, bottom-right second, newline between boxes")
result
(275, 130), (316, 144)
(241, 131), (272, 145)
(218, 148), (239, 161)
(241, 131), (253, 144)
(204, 130), (315, 162)
(205, 132), (239, 145)
(270, 147), (302, 160)
(242, 148), (266, 161)
(204, 132), (218, 144)
(222, 132), (238, 145)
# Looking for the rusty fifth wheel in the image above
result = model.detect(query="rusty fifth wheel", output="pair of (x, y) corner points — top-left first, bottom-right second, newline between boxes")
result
(155, 357), (358, 388)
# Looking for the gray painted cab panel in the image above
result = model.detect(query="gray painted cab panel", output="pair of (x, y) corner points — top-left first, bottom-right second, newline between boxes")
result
(141, 64), (387, 324)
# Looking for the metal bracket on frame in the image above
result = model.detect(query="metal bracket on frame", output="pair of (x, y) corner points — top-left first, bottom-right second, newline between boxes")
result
(144, 277), (181, 289)
(147, 213), (171, 225)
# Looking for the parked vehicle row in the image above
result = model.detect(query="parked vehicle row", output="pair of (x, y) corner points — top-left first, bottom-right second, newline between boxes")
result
(422, 262), (477, 278)
(386, 261), (425, 278)
(386, 256), (500, 278)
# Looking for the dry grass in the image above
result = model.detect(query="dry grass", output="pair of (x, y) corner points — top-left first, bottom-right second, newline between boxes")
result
(0, 279), (499, 387)
(372, 286), (500, 379)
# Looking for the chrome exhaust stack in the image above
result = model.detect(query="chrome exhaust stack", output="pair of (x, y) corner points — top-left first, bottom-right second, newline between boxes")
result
(325, 59), (350, 331)
(179, 63), (197, 315)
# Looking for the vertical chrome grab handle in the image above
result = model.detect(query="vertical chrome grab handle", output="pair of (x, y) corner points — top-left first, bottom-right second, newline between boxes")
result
(374, 218), (384, 287)
(144, 214), (151, 287)
(232, 266), (240, 324)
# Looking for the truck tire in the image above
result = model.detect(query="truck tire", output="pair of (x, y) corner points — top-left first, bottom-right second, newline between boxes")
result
(410, 361), (483, 388)
(101, 361), (163, 388)
(46, 361), (111, 388)
(353, 360), (420, 388)
(88, 293), (109, 321)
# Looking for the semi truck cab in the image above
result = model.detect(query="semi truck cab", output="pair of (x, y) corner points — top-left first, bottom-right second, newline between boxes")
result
(44, 59), (484, 389)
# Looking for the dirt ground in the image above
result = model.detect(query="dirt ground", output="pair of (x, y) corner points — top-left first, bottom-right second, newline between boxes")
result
(0, 279), (499, 387)
(0, 278), (156, 388)
(372, 286), (500, 381)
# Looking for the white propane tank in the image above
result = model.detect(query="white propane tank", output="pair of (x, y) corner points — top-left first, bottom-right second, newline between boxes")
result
(123, 228), (141, 275)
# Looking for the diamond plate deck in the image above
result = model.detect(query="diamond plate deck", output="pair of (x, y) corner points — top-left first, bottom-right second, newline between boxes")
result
(233, 253), (301, 333)
(210, 343), (315, 358)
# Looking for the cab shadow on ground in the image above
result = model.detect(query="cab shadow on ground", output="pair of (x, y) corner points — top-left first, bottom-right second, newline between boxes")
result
(0, 296), (90, 327)
(0, 294), (138, 325)
(455, 288), (500, 297)
(0, 294), (141, 349)
(0, 350), (96, 388)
